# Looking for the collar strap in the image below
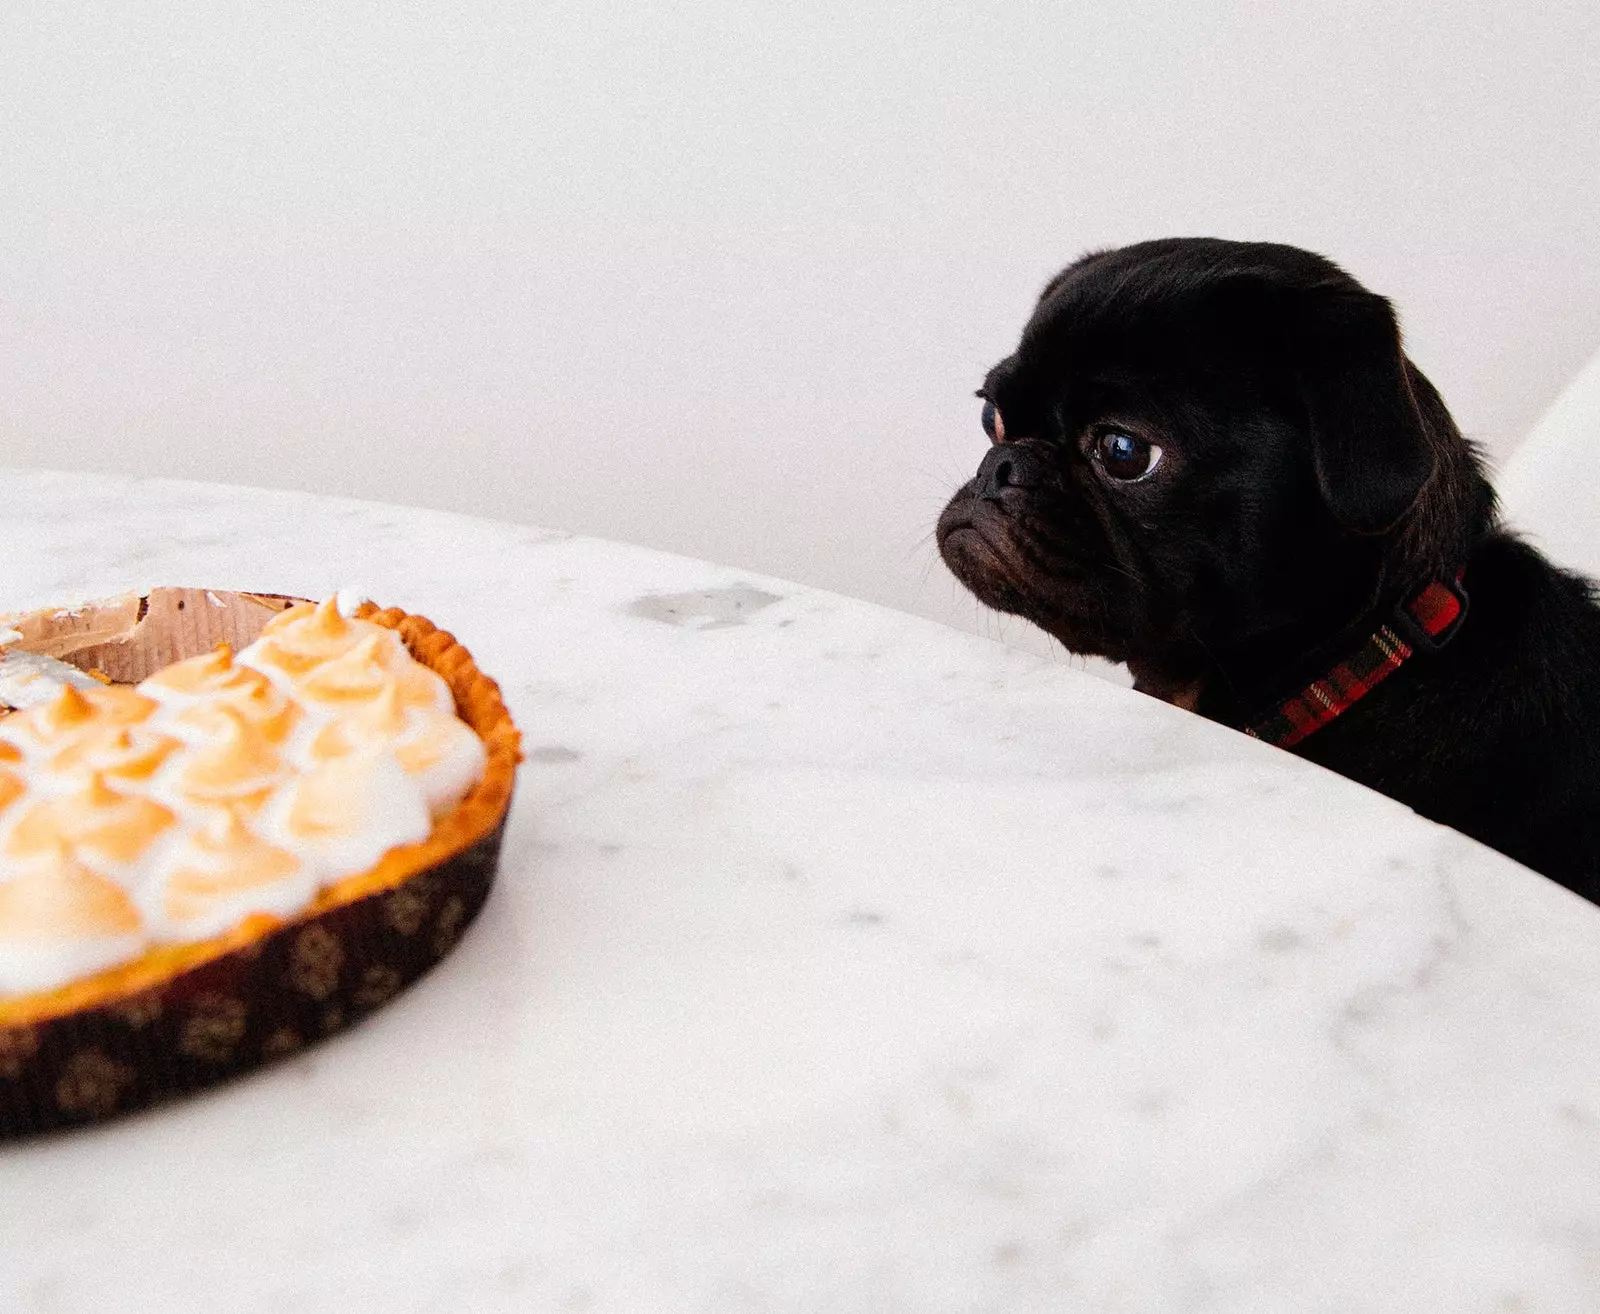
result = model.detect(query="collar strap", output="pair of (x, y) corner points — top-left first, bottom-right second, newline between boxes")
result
(1245, 573), (1469, 748)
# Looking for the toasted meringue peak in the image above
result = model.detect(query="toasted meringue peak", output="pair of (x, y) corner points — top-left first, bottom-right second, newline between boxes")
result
(0, 843), (143, 941)
(355, 681), (410, 736)
(306, 684), (469, 776)
(261, 750), (430, 880)
(143, 647), (300, 746)
(50, 726), (183, 784)
(334, 587), (370, 617)
(82, 773), (121, 809)
(306, 718), (365, 763)
(263, 596), (352, 643)
(47, 685), (94, 729)
(302, 594), (352, 640)
(305, 682), (411, 761)
(395, 713), (488, 817)
(393, 711), (483, 774)
(282, 752), (388, 838)
(93, 686), (160, 722)
(0, 842), (147, 994)
(172, 683), (300, 747)
(0, 768), (23, 814)
(0, 741), (21, 764)
(157, 812), (309, 938)
(196, 807), (260, 848)
(5, 775), (177, 867)
(140, 645), (261, 700)
(170, 706), (285, 804)
(24, 685), (158, 745)
(241, 597), (396, 681)
(296, 634), (451, 713)
(293, 633), (391, 702)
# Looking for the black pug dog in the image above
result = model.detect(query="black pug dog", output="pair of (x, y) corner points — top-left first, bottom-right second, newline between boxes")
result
(938, 237), (1600, 901)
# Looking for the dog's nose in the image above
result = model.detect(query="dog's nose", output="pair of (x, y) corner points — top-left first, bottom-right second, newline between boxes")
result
(973, 443), (1047, 501)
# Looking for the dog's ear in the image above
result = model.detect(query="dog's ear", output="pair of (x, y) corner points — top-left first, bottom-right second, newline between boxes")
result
(1291, 287), (1437, 535)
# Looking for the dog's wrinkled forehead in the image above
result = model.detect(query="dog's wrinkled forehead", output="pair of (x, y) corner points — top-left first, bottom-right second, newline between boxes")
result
(997, 238), (1368, 411)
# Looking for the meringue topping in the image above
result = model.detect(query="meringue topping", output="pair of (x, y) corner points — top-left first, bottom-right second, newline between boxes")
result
(0, 844), (146, 995)
(44, 685), (99, 733)
(291, 634), (451, 714)
(0, 650), (104, 712)
(172, 691), (300, 751)
(166, 706), (286, 808)
(141, 645), (262, 701)
(259, 750), (431, 880)
(153, 811), (313, 941)
(327, 681), (410, 740)
(0, 768), (23, 814)
(0, 843), (143, 939)
(5, 774), (176, 868)
(142, 647), (301, 745)
(292, 634), (398, 706)
(49, 685), (157, 733)
(2, 685), (160, 756)
(49, 725), (183, 785)
(312, 701), (486, 818)
(394, 713), (487, 802)
(0, 597), (487, 999)
(239, 596), (401, 682)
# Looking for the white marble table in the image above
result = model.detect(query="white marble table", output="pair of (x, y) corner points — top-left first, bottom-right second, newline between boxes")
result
(4, 468), (1600, 1313)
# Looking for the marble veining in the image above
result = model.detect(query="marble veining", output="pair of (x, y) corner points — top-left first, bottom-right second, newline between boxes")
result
(3, 468), (1600, 1313)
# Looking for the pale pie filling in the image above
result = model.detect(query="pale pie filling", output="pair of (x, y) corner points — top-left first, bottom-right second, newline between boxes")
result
(0, 598), (486, 998)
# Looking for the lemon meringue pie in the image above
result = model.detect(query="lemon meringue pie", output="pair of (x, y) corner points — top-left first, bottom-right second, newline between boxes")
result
(0, 589), (518, 1136)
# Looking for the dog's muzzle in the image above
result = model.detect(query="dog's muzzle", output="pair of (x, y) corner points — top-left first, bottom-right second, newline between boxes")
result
(971, 442), (1050, 503)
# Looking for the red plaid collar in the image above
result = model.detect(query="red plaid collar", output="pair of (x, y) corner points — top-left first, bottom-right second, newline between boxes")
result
(1245, 573), (1469, 748)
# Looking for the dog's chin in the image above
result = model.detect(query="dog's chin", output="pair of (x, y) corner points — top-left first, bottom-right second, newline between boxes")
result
(937, 499), (1126, 660)
(937, 521), (1030, 616)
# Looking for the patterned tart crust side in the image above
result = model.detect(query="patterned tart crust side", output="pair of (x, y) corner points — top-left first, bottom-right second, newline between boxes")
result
(0, 603), (520, 1029)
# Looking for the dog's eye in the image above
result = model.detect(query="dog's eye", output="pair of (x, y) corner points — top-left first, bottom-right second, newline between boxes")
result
(1093, 429), (1163, 482)
(981, 400), (1005, 445)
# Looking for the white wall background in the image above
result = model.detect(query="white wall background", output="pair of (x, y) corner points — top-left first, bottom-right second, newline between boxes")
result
(2, 2), (1597, 652)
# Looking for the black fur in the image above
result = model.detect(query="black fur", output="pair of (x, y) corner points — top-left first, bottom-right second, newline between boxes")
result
(938, 237), (1600, 899)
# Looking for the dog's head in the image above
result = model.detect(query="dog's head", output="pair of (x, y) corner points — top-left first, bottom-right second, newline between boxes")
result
(937, 237), (1493, 707)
